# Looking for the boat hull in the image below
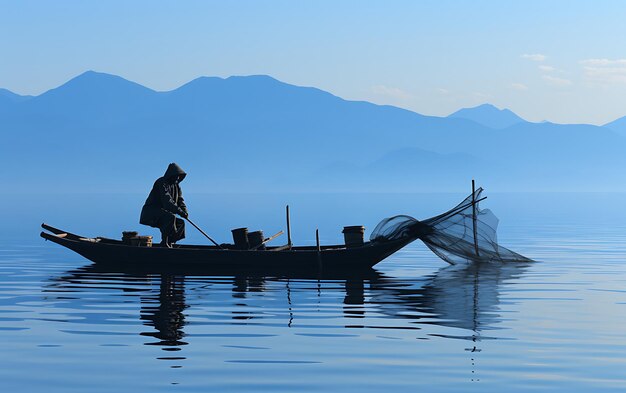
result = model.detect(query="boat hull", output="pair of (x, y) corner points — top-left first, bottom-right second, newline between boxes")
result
(40, 225), (415, 271)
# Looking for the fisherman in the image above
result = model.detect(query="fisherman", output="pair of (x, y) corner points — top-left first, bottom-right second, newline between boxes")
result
(140, 163), (189, 248)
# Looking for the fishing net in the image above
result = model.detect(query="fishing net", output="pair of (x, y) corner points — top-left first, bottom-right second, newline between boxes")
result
(370, 187), (532, 264)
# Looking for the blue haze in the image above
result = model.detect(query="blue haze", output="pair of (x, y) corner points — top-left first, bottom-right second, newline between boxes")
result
(1, 71), (625, 194)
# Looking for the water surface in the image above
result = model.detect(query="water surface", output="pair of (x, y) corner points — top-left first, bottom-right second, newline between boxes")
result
(2, 193), (626, 392)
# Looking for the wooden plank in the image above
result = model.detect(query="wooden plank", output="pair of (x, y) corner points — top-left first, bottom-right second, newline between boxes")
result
(41, 223), (81, 240)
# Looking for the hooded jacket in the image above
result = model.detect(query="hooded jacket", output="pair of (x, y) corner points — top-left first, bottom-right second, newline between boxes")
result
(140, 163), (188, 227)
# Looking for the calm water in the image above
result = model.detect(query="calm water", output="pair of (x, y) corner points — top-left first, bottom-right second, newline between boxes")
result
(2, 193), (626, 392)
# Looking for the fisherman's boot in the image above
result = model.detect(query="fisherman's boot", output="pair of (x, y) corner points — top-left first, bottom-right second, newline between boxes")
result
(160, 236), (172, 248)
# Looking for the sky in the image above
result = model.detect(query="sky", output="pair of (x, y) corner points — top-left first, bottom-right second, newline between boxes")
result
(1, 0), (625, 125)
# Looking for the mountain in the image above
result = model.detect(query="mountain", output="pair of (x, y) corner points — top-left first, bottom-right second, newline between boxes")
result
(0, 88), (31, 112)
(27, 71), (157, 118)
(448, 103), (526, 129)
(1, 71), (626, 193)
(0, 88), (31, 102)
(604, 116), (626, 137)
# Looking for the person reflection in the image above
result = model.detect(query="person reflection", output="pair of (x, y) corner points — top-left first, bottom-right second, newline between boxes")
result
(140, 275), (188, 348)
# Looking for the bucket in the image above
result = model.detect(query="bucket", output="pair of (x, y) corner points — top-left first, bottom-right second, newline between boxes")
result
(247, 230), (265, 250)
(122, 231), (139, 245)
(342, 226), (365, 248)
(231, 227), (249, 250)
(130, 235), (152, 247)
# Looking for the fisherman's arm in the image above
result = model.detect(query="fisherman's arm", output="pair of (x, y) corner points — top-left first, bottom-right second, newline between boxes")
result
(177, 186), (188, 218)
(159, 182), (186, 216)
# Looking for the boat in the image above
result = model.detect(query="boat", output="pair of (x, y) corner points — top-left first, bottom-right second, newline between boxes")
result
(40, 223), (418, 270)
(40, 184), (533, 269)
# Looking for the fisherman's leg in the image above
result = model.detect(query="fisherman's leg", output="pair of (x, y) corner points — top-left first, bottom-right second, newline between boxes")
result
(157, 213), (177, 247)
(159, 228), (170, 247)
(170, 218), (186, 244)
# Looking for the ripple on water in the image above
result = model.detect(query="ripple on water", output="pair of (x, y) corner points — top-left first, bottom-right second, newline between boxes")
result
(2, 213), (626, 392)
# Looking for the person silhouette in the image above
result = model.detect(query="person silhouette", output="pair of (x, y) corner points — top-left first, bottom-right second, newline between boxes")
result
(140, 163), (189, 247)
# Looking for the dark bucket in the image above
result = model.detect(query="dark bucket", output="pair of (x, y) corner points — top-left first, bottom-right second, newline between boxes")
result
(122, 231), (139, 245)
(247, 230), (265, 250)
(129, 236), (152, 247)
(122, 231), (152, 247)
(342, 225), (365, 248)
(231, 227), (249, 250)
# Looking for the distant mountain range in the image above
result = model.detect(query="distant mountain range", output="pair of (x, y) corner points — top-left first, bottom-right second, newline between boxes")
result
(2, 71), (626, 192)
(0, 88), (32, 103)
(604, 116), (626, 137)
(449, 103), (527, 129)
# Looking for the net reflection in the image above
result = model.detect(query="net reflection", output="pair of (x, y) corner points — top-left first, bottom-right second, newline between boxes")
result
(371, 262), (530, 334)
(45, 261), (529, 360)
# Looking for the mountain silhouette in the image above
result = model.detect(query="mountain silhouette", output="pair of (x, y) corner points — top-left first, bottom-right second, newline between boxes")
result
(448, 103), (526, 129)
(604, 116), (626, 137)
(1, 71), (625, 192)
(0, 88), (32, 102)
(28, 71), (157, 118)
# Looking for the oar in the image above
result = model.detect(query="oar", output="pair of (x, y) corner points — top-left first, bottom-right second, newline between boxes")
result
(184, 217), (223, 249)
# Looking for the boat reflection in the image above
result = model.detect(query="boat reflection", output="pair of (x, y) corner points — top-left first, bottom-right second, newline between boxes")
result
(46, 261), (529, 356)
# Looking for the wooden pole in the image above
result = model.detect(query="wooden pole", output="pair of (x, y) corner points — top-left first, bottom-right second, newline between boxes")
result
(429, 196), (488, 222)
(185, 217), (222, 249)
(316, 229), (321, 252)
(316, 228), (323, 270)
(286, 205), (292, 249)
(472, 180), (480, 258)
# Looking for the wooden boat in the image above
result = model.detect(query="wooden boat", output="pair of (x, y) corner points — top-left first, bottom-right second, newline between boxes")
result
(40, 223), (417, 270)
(40, 185), (532, 271)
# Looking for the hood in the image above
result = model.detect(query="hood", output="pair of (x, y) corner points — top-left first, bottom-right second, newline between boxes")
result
(163, 162), (187, 182)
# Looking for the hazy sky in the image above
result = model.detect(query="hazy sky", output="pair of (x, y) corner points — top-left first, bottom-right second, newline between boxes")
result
(1, 0), (625, 125)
